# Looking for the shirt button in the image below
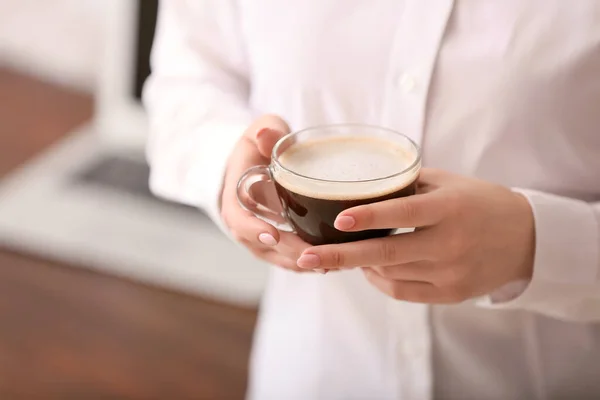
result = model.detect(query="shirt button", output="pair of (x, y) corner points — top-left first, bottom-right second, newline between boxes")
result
(398, 73), (416, 92)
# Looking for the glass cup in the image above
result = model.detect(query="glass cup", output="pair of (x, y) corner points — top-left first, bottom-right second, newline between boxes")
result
(237, 124), (421, 245)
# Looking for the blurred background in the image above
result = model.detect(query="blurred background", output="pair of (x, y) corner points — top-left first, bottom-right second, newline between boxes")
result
(0, 1), (267, 398)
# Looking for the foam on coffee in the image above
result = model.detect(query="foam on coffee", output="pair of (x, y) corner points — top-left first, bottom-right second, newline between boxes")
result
(274, 136), (419, 200)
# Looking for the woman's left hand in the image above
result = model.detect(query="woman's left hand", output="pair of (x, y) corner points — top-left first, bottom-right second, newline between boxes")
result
(296, 168), (536, 303)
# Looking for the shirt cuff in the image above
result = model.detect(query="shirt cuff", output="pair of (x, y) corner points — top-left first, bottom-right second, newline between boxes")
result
(476, 188), (599, 318)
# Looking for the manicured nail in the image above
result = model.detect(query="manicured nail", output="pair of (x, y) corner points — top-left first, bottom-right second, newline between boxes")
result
(334, 215), (356, 230)
(258, 233), (277, 246)
(255, 127), (272, 140)
(297, 254), (321, 269)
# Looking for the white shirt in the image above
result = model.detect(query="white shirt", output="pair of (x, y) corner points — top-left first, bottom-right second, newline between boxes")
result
(144, 1), (600, 399)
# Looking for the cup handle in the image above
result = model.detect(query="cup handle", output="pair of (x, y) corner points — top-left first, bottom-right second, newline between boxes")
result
(236, 165), (294, 232)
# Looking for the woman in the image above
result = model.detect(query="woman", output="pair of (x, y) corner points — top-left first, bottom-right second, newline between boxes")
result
(144, 1), (600, 399)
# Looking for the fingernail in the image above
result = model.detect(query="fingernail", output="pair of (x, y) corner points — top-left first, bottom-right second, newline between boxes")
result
(334, 215), (356, 230)
(258, 233), (277, 246)
(315, 268), (328, 275)
(255, 127), (272, 140)
(297, 254), (321, 269)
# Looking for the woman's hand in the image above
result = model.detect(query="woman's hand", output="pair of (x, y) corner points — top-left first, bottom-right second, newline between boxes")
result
(296, 168), (536, 302)
(220, 115), (315, 272)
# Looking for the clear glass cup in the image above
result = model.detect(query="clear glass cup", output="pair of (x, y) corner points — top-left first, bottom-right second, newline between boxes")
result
(237, 124), (421, 245)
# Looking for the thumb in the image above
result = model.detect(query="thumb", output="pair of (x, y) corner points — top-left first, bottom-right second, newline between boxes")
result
(247, 115), (290, 158)
(415, 168), (454, 194)
(256, 128), (288, 158)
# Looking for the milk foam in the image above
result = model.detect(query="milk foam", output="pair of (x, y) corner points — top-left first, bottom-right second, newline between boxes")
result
(274, 136), (420, 200)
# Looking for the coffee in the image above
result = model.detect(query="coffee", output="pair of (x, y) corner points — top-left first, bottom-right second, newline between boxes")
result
(273, 137), (418, 245)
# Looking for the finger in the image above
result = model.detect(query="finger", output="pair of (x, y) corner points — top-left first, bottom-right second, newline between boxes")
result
(418, 168), (454, 186)
(223, 197), (282, 247)
(370, 261), (437, 282)
(263, 251), (308, 272)
(222, 138), (284, 245)
(242, 235), (322, 274)
(276, 231), (311, 259)
(334, 192), (445, 231)
(362, 268), (454, 304)
(256, 128), (288, 158)
(415, 168), (458, 195)
(246, 115), (290, 158)
(261, 249), (327, 274)
(297, 230), (434, 270)
(416, 180), (437, 195)
(373, 261), (471, 289)
(227, 137), (270, 176)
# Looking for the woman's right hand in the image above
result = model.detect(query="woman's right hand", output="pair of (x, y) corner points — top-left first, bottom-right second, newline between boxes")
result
(220, 115), (318, 272)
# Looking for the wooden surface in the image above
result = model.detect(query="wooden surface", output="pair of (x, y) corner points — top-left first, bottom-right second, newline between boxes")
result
(0, 68), (93, 178)
(0, 68), (257, 399)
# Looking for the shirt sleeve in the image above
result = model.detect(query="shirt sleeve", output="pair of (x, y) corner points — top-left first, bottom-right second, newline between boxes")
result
(143, 0), (254, 226)
(477, 189), (600, 322)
